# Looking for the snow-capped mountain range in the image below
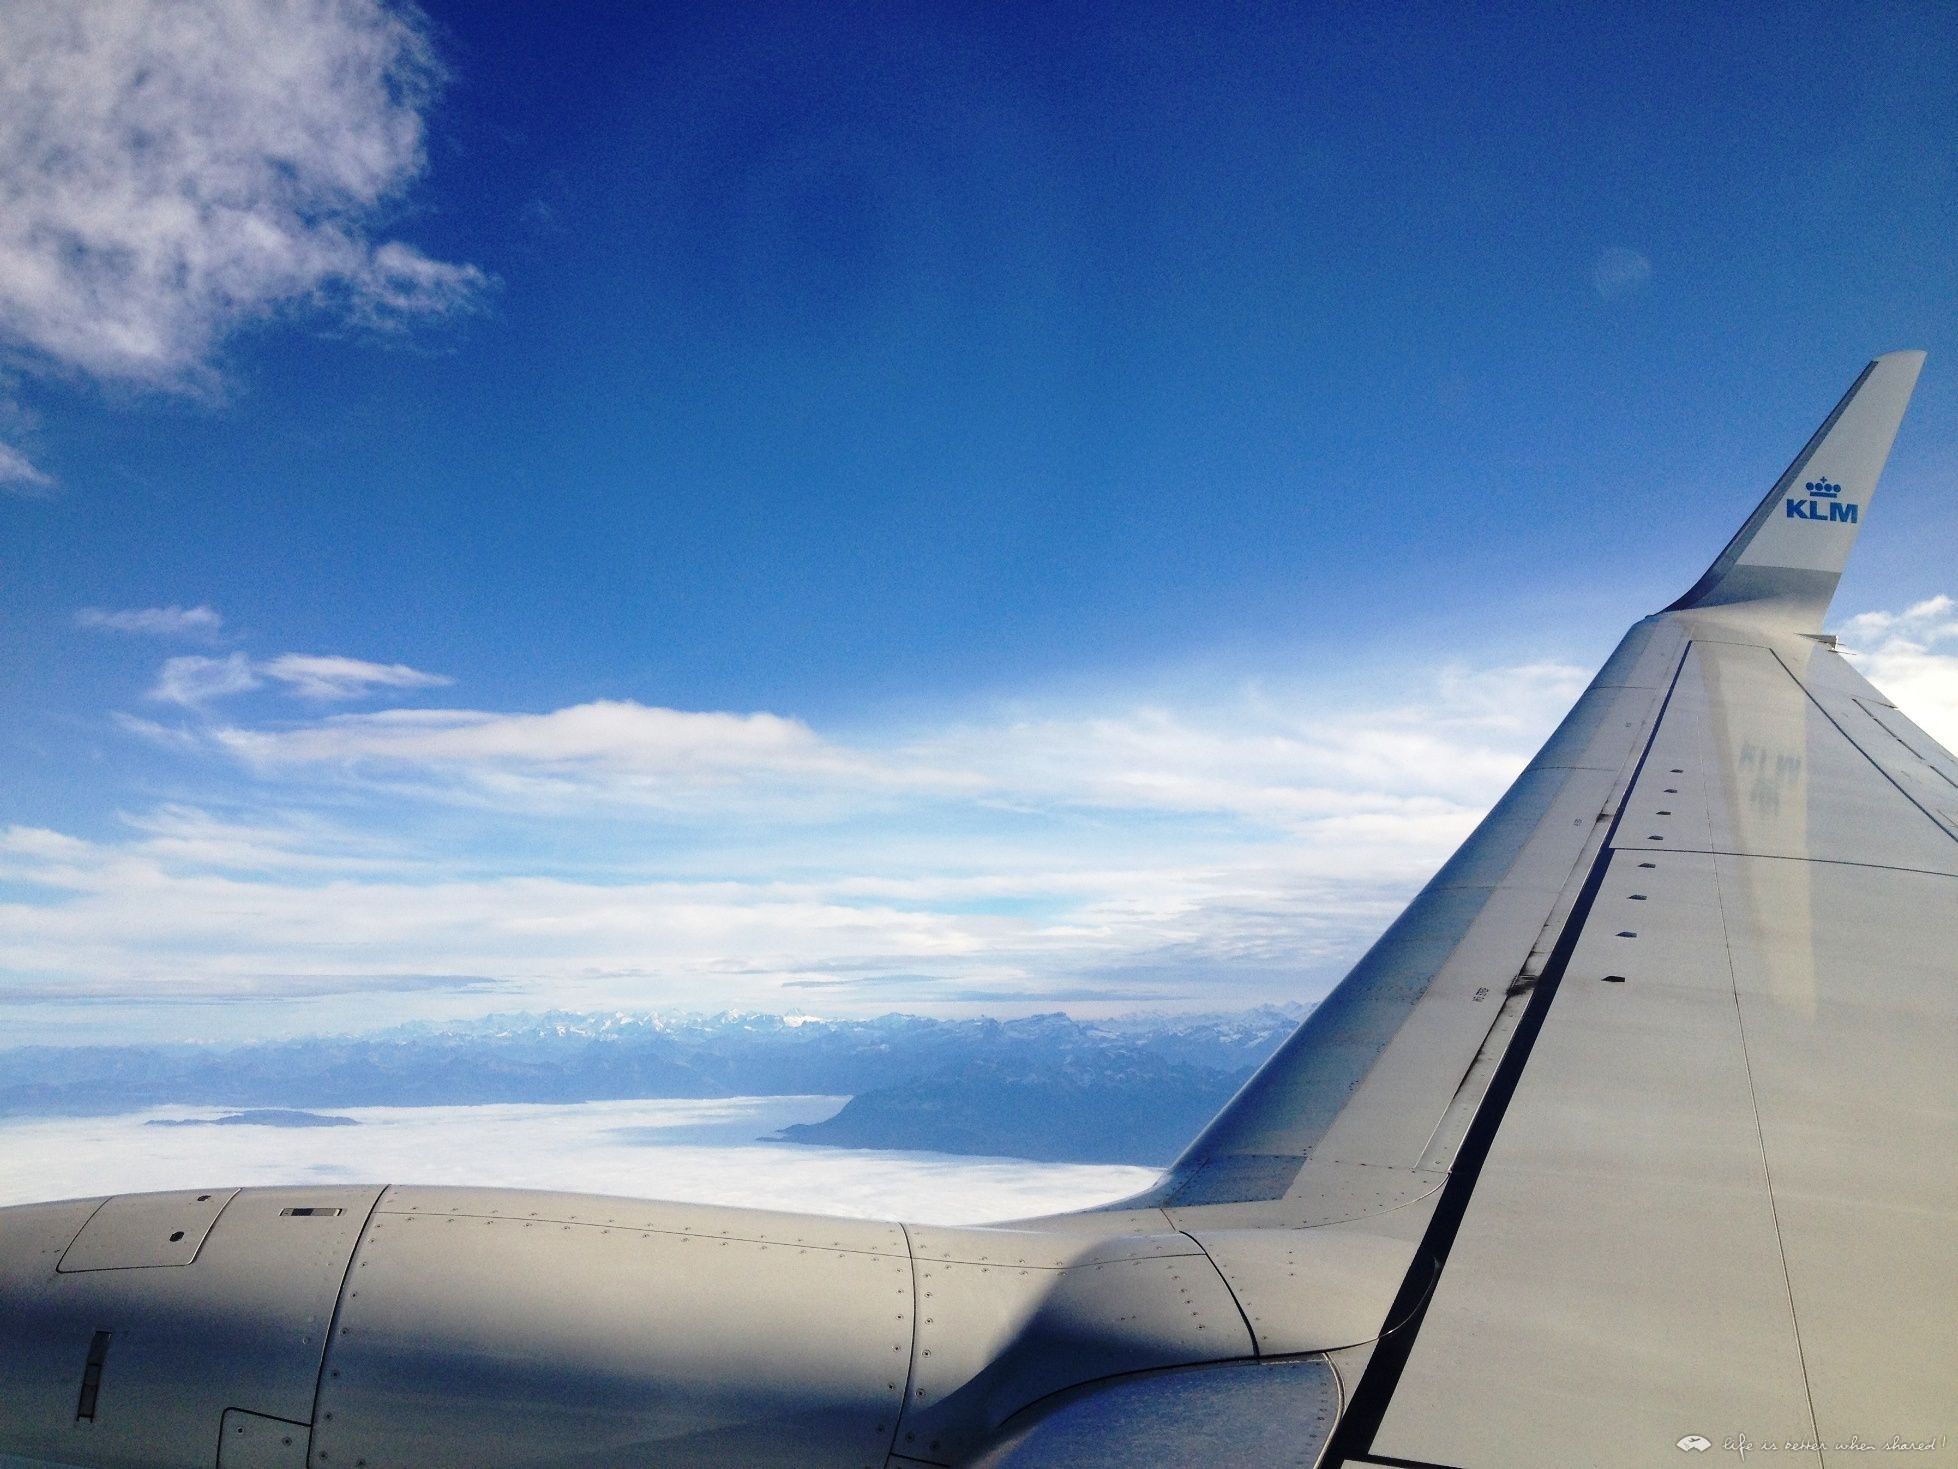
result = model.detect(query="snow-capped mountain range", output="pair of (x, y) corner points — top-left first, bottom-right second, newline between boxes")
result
(0, 1007), (1308, 1165)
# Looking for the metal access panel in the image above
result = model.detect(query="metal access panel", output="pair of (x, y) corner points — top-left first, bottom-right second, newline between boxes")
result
(57, 1190), (237, 1272)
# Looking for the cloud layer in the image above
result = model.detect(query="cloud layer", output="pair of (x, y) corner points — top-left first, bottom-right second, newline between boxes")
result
(1591, 245), (1653, 300)
(0, 0), (485, 482)
(1, 650), (1590, 1037)
(180, 662), (1585, 821)
(0, 440), (53, 494)
(7, 595), (1953, 1042)
(0, 1098), (1156, 1224)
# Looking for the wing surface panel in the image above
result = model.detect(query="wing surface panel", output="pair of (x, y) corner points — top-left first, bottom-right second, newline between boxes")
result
(1367, 839), (1821, 1468)
(1853, 698), (1958, 794)
(1613, 638), (1958, 873)
(1718, 856), (1958, 1449)
(1800, 648), (1958, 841)
(1338, 624), (1958, 1467)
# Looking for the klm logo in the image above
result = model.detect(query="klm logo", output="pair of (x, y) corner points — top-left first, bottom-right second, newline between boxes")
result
(1787, 476), (1858, 523)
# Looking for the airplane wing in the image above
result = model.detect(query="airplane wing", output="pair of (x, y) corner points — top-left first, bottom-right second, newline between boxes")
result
(2, 355), (1946, 1469)
(974, 350), (1956, 1467)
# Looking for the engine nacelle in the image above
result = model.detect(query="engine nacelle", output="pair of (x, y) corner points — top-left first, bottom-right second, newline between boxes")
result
(0, 1185), (1257, 1468)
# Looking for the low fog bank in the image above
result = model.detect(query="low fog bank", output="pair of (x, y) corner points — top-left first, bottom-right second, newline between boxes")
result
(0, 1098), (1158, 1225)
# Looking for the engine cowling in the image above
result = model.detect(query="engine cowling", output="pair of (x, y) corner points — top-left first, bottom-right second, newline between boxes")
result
(0, 1185), (1257, 1468)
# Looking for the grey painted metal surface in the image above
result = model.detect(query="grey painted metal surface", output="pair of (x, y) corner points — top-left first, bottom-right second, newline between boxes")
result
(215, 1412), (309, 1469)
(1366, 626), (1958, 1465)
(313, 1188), (916, 1469)
(1182, 1227), (1418, 1356)
(0, 1187), (379, 1468)
(0, 353), (1947, 1468)
(1370, 844), (1826, 1464)
(895, 1237), (1248, 1462)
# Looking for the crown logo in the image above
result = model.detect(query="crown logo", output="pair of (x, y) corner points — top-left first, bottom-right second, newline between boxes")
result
(1805, 478), (1842, 498)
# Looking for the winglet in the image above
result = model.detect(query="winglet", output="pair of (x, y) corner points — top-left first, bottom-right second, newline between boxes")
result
(1668, 350), (1926, 626)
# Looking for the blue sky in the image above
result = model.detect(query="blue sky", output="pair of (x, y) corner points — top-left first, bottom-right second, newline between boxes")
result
(3, 0), (1956, 1044)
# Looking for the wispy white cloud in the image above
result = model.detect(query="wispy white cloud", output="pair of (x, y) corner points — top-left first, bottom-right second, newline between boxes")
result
(0, 834), (1078, 1001)
(914, 659), (1587, 823)
(208, 700), (929, 800)
(1836, 594), (1958, 749)
(0, 440), (53, 494)
(187, 662), (1586, 823)
(0, 825), (94, 864)
(113, 802), (412, 875)
(151, 651), (262, 706)
(257, 653), (453, 701)
(78, 603), (224, 638)
(148, 649), (450, 706)
(1591, 245), (1652, 300)
(0, 0), (486, 391)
